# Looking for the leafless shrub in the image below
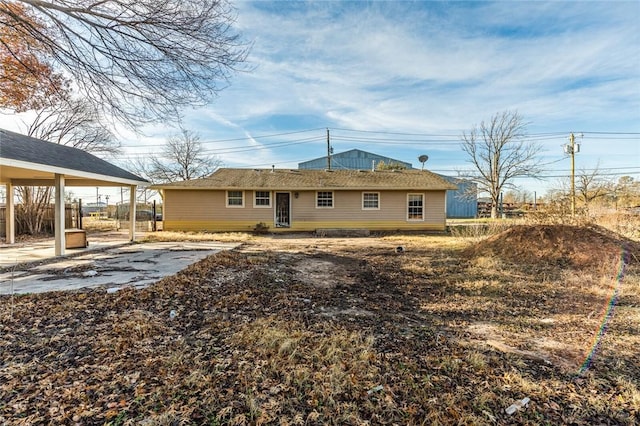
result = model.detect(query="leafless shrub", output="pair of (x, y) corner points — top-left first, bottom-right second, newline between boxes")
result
(448, 221), (513, 241)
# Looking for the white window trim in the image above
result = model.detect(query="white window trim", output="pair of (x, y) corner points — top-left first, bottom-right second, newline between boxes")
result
(407, 193), (425, 221)
(226, 190), (245, 208)
(254, 190), (272, 208)
(316, 191), (334, 209)
(362, 192), (380, 210)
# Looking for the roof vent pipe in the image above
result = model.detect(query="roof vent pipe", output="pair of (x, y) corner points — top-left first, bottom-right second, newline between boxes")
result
(271, 165), (275, 173)
(372, 160), (375, 171)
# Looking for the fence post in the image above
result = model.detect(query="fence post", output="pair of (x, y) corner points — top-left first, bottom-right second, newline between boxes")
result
(152, 200), (156, 232)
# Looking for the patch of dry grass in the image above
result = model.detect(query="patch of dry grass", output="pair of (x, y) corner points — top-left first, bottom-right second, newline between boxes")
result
(379, 233), (470, 250)
(1, 225), (638, 424)
(448, 220), (517, 241)
(140, 230), (256, 243)
(593, 211), (640, 241)
(225, 317), (382, 425)
(81, 217), (119, 231)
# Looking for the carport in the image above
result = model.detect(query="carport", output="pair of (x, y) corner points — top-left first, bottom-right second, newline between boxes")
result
(0, 129), (148, 256)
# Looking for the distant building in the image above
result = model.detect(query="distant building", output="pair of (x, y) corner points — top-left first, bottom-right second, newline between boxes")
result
(298, 149), (411, 171)
(436, 175), (477, 218)
(298, 149), (477, 218)
(81, 202), (107, 217)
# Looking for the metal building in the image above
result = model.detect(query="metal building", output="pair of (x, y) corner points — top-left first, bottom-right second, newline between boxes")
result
(436, 174), (478, 219)
(298, 149), (411, 171)
(298, 149), (477, 218)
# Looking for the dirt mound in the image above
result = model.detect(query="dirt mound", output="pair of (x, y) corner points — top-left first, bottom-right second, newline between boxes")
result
(466, 224), (637, 269)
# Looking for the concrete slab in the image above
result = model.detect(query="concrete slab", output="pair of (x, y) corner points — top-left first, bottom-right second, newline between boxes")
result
(0, 236), (128, 268)
(0, 240), (240, 294)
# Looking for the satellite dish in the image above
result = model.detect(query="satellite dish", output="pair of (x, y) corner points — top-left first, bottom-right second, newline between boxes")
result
(418, 154), (429, 170)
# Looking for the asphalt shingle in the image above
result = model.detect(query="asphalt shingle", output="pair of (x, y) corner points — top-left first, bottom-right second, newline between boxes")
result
(0, 129), (146, 183)
(152, 168), (458, 191)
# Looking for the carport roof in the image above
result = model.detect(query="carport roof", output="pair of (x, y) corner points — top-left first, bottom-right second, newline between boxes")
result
(0, 129), (148, 186)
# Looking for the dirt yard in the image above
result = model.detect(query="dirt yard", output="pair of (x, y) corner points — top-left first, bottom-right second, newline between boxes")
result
(1, 224), (639, 425)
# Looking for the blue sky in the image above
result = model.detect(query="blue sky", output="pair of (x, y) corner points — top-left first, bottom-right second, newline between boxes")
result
(3, 0), (639, 202)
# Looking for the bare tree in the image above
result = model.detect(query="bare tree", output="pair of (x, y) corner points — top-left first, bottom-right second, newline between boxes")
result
(2, 0), (250, 126)
(15, 95), (120, 235)
(549, 164), (611, 214)
(502, 190), (519, 204)
(503, 188), (533, 204)
(460, 110), (542, 218)
(144, 129), (221, 183)
(607, 176), (640, 210)
(575, 163), (608, 213)
(15, 185), (52, 235)
(24, 97), (120, 155)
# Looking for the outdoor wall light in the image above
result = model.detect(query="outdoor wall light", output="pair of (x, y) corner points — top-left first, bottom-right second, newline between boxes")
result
(294, 192), (299, 198)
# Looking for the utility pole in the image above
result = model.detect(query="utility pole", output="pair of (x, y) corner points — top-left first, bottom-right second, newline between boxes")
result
(564, 133), (580, 216)
(570, 133), (576, 216)
(326, 128), (331, 170)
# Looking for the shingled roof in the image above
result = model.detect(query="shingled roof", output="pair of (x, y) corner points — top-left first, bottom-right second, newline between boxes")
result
(0, 129), (147, 185)
(152, 168), (458, 191)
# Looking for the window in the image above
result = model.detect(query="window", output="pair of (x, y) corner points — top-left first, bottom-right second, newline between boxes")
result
(227, 190), (244, 207)
(407, 193), (424, 220)
(316, 191), (333, 208)
(254, 191), (271, 207)
(362, 192), (380, 210)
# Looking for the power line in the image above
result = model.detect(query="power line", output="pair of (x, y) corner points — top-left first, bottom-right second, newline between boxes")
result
(117, 127), (639, 150)
(199, 128), (326, 143)
(196, 136), (324, 155)
(435, 165), (640, 173)
(113, 135), (325, 158)
(578, 131), (640, 135)
(330, 127), (461, 137)
(449, 170), (640, 179)
(330, 127), (638, 137)
(120, 128), (326, 148)
(109, 127), (639, 174)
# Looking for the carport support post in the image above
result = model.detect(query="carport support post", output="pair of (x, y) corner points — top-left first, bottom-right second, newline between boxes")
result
(54, 174), (66, 256)
(129, 185), (137, 241)
(5, 181), (15, 244)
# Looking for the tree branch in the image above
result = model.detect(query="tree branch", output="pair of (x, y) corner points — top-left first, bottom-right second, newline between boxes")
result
(3, 0), (251, 126)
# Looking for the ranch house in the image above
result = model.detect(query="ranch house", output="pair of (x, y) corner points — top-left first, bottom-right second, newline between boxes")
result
(152, 168), (457, 233)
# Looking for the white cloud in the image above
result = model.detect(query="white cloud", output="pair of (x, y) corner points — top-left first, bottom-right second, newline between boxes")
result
(2, 0), (638, 197)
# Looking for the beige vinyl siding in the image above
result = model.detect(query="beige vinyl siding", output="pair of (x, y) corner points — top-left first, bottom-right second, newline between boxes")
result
(163, 188), (447, 232)
(424, 191), (446, 224)
(292, 190), (446, 226)
(164, 189), (273, 223)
